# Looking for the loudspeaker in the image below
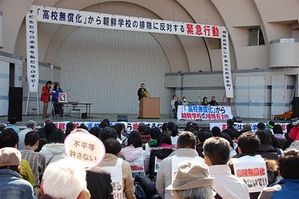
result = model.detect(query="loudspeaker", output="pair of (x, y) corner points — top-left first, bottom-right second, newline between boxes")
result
(292, 97), (299, 118)
(8, 87), (23, 121)
(117, 114), (128, 122)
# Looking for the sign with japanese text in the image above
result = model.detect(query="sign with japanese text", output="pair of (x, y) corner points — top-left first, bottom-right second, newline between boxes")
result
(221, 26), (234, 98)
(232, 155), (268, 193)
(64, 129), (105, 168)
(210, 122), (289, 133)
(26, 5), (233, 98)
(54, 121), (163, 133)
(177, 105), (233, 121)
(34, 5), (221, 39)
(26, 7), (39, 92)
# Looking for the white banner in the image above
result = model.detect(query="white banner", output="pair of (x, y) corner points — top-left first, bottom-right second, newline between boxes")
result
(54, 121), (163, 132)
(26, 7), (39, 92)
(220, 27), (234, 98)
(33, 5), (221, 39)
(177, 105), (233, 121)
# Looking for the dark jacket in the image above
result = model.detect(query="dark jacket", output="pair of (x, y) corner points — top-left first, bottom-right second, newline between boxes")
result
(148, 148), (173, 180)
(86, 170), (113, 199)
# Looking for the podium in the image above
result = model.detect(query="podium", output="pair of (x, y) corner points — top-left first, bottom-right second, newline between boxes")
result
(139, 97), (160, 119)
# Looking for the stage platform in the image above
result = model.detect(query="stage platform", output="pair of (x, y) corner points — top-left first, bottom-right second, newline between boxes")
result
(0, 113), (274, 130)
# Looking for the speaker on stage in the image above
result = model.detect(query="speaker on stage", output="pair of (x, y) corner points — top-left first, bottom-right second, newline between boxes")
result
(8, 87), (23, 121)
(292, 97), (299, 118)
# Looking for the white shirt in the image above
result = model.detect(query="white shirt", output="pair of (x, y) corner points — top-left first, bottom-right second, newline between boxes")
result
(209, 164), (250, 199)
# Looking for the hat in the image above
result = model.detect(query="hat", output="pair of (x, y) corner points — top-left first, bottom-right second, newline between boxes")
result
(166, 161), (214, 191)
(0, 147), (21, 166)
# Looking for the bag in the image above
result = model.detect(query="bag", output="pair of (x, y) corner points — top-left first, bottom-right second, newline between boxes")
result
(135, 182), (147, 199)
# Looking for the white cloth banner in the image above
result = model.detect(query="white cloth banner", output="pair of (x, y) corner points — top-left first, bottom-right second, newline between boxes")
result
(33, 5), (221, 39)
(26, 7), (39, 92)
(232, 155), (268, 193)
(177, 105), (233, 121)
(220, 26), (234, 98)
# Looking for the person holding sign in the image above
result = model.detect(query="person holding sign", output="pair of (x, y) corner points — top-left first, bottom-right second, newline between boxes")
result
(51, 82), (64, 117)
(92, 138), (135, 199)
(156, 131), (204, 199)
(203, 137), (250, 199)
(228, 132), (267, 199)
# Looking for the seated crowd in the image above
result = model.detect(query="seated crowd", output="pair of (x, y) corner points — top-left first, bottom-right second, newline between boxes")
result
(0, 118), (299, 199)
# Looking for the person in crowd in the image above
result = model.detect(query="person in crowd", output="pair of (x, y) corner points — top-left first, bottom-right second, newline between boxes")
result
(203, 137), (250, 199)
(167, 121), (179, 147)
(181, 96), (188, 106)
(256, 130), (279, 160)
(266, 120), (275, 132)
(257, 122), (266, 131)
(209, 96), (219, 106)
(121, 131), (148, 175)
(141, 126), (151, 144)
(225, 118), (239, 140)
(0, 123), (7, 132)
(148, 133), (173, 179)
(229, 132), (266, 199)
(156, 131), (204, 199)
(184, 122), (200, 132)
(0, 129), (35, 186)
(272, 124), (286, 149)
(137, 83), (149, 101)
(92, 138), (135, 199)
(65, 122), (76, 137)
(22, 131), (46, 196)
(51, 82), (64, 117)
(39, 128), (65, 166)
(114, 123), (127, 144)
(41, 81), (52, 118)
(40, 158), (90, 199)
(170, 95), (177, 118)
(0, 147), (34, 199)
(289, 119), (299, 141)
(147, 127), (161, 148)
(99, 118), (110, 128)
(201, 96), (209, 105)
(219, 132), (237, 157)
(89, 126), (103, 139)
(166, 161), (214, 199)
(194, 129), (213, 158)
(78, 123), (89, 131)
(18, 120), (37, 150)
(258, 149), (299, 199)
(211, 126), (221, 137)
(36, 120), (56, 152)
(99, 127), (118, 141)
(238, 123), (252, 137)
(86, 169), (113, 199)
(6, 117), (20, 134)
(174, 97), (183, 119)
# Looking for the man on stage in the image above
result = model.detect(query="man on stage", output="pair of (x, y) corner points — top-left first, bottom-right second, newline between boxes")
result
(137, 83), (149, 101)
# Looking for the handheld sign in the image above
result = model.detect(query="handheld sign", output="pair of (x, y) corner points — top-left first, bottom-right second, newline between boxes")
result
(64, 129), (105, 169)
(232, 155), (268, 193)
(58, 92), (67, 103)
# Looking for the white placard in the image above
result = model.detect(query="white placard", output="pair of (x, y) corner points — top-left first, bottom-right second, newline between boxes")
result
(232, 155), (268, 193)
(64, 130), (105, 168)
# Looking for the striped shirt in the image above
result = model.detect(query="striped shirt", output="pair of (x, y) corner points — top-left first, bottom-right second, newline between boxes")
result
(21, 150), (46, 190)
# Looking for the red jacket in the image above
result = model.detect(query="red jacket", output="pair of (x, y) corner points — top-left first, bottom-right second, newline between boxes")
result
(40, 85), (51, 102)
(289, 126), (299, 141)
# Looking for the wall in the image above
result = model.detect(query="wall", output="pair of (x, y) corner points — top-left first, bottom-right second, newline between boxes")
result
(55, 27), (172, 114)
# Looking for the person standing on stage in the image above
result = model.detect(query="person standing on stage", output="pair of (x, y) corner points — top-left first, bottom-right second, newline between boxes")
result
(52, 83), (64, 117)
(41, 81), (52, 118)
(137, 83), (149, 100)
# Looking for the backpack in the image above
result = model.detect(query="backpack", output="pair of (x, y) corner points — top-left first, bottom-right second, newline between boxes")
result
(135, 182), (147, 199)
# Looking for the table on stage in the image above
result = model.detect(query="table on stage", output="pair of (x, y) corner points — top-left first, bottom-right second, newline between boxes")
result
(62, 101), (92, 118)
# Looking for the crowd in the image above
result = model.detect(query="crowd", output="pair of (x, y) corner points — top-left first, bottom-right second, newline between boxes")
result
(0, 117), (299, 199)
